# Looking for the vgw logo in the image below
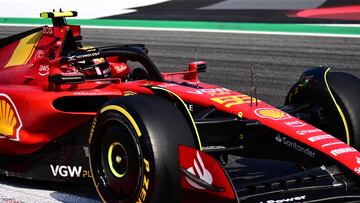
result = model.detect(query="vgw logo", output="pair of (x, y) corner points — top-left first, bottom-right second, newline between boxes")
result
(50, 164), (82, 178)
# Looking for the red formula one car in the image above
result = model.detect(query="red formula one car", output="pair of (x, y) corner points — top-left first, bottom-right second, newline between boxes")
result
(1, 11), (360, 202)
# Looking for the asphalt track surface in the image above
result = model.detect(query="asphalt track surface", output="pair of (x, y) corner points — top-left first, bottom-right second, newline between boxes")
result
(108, 0), (360, 23)
(1, 26), (360, 202)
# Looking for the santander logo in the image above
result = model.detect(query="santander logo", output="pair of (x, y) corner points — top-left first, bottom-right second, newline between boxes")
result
(185, 151), (213, 190)
(356, 157), (360, 165)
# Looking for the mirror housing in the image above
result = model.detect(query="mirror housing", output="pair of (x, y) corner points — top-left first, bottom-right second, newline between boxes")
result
(189, 61), (207, 73)
(48, 73), (85, 84)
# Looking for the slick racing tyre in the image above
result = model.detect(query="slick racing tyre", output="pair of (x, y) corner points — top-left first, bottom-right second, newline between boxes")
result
(286, 68), (360, 149)
(89, 95), (197, 203)
(326, 72), (360, 149)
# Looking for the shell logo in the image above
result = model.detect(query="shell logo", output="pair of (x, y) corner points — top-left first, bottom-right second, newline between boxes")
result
(254, 108), (291, 120)
(0, 94), (22, 141)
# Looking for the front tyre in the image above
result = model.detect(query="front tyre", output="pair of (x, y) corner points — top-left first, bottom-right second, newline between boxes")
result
(89, 95), (196, 203)
(285, 67), (360, 149)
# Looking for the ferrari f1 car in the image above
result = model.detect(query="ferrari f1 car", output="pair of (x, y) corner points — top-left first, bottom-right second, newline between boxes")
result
(0, 11), (360, 203)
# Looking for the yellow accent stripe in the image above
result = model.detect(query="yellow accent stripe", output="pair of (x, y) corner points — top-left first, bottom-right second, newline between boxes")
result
(40, 11), (76, 18)
(324, 68), (351, 145)
(100, 105), (142, 137)
(5, 31), (41, 68)
(151, 86), (203, 150)
(108, 142), (127, 178)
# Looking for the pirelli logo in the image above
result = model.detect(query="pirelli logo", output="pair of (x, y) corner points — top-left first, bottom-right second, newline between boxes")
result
(0, 94), (22, 141)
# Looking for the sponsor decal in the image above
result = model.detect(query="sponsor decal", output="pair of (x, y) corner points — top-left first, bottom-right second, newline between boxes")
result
(188, 104), (194, 112)
(321, 142), (343, 148)
(179, 145), (235, 199)
(42, 27), (53, 35)
(330, 147), (357, 156)
(275, 135), (283, 142)
(260, 195), (306, 203)
(38, 65), (50, 76)
(61, 72), (82, 76)
(124, 91), (137, 96)
(82, 170), (92, 178)
(72, 91), (117, 96)
(211, 94), (258, 108)
(201, 145), (226, 151)
(68, 55), (76, 61)
(83, 146), (90, 158)
(73, 91), (97, 96)
(308, 134), (333, 142)
(137, 158), (151, 203)
(255, 108), (291, 120)
(56, 41), (62, 47)
(284, 120), (306, 128)
(275, 135), (315, 158)
(185, 151), (213, 190)
(50, 164), (85, 178)
(114, 64), (128, 73)
(157, 83), (178, 88)
(88, 117), (97, 144)
(35, 50), (44, 58)
(355, 167), (360, 174)
(188, 88), (231, 96)
(296, 129), (322, 135)
(93, 58), (105, 64)
(0, 94), (22, 141)
(68, 52), (100, 62)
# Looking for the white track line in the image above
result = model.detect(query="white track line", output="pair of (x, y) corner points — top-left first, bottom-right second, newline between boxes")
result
(1, 23), (360, 38)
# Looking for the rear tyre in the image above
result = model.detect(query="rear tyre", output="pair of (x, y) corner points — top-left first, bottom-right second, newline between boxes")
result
(89, 95), (196, 203)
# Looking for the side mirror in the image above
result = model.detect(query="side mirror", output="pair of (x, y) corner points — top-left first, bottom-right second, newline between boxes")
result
(189, 61), (207, 73)
(48, 73), (85, 84)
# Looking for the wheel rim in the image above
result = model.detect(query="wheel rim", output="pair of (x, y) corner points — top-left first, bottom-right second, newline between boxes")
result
(108, 142), (128, 178)
(95, 117), (143, 201)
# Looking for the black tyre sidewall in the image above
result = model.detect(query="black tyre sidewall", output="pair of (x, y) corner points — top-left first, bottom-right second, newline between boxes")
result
(327, 72), (360, 149)
(90, 95), (197, 203)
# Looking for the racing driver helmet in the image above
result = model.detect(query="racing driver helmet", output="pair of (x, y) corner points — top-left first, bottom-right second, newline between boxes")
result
(79, 58), (111, 79)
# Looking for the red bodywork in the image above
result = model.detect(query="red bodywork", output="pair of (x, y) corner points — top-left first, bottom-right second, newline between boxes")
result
(1, 21), (360, 188)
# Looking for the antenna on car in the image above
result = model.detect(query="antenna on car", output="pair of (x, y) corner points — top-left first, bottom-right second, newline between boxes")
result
(194, 47), (198, 61)
(250, 64), (264, 106)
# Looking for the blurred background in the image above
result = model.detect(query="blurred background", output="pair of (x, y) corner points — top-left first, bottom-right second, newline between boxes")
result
(1, 0), (360, 22)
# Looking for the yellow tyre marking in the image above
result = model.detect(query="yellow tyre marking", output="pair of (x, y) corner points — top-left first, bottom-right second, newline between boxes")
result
(324, 67), (351, 145)
(151, 86), (203, 150)
(101, 105), (142, 137)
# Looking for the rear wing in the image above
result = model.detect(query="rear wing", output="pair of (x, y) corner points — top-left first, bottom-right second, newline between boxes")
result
(0, 10), (81, 68)
(40, 10), (82, 56)
(40, 10), (77, 26)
